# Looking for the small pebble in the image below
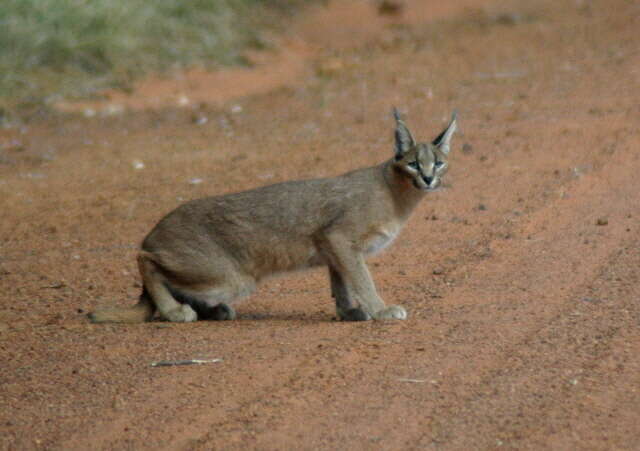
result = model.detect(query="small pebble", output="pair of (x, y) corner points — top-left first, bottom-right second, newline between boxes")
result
(193, 115), (208, 125)
(377, 0), (404, 15)
(596, 217), (608, 226)
(104, 104), (124, 116)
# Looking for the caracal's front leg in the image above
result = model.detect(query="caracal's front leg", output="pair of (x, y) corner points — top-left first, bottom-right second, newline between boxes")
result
(329, 266), (371, 321)
(324, 233), (407, 321)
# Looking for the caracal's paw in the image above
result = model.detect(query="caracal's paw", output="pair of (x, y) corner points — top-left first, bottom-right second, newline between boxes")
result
(338, 307), (372, 322)
(373, 305), (407, 320)
(164, 304), (198, 322)
(210, 303), (236, 321)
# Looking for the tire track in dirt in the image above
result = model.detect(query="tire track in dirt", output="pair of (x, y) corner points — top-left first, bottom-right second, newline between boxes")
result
(442, 243), (640, 449)
(59, 320), (398, 450)
(389, 136), (640, 448)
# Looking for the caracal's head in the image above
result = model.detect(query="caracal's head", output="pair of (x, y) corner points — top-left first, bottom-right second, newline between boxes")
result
(392, 108), (458, 191)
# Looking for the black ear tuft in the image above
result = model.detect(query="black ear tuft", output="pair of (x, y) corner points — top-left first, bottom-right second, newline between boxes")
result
(393, 107), (415, 159)
(392, 107), (402, 122)
(432, 111), (458, 154)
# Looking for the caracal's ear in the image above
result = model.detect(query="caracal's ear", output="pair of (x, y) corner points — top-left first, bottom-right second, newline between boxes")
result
(432, 111), (458, 155)
(393, 107), (416, 160)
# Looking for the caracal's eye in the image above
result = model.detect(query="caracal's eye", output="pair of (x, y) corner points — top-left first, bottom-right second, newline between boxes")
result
(435, 161), (445, 168)
(408, 161), (419, 170)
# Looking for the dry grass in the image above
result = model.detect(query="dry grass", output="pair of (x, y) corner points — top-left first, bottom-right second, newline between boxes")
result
(0, 0), (313, 113)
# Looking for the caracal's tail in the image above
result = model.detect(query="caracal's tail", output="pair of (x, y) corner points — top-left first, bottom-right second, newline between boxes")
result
(88, 289), (155, 323)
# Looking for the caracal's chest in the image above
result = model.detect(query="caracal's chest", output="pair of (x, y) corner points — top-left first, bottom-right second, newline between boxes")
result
(362, 221), (402, 255)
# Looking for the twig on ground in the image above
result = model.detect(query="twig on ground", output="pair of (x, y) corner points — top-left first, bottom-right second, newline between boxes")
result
(151, 358), (222, 367)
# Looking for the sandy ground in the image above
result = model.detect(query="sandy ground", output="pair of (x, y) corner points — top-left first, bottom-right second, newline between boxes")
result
(1, 0), (639, 449)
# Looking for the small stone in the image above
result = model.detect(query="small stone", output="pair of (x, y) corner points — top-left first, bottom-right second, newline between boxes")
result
(476, 248), (492, 258)
(316, 57), (344, 77)
(432, 267), (444, 275)
(495, 13), (520, 26)
(596, 217), (608, 226)
(377, 0), (404, 15)
(581, 297), (601, 303)
(104, 104), (124, 116)
(192, 114), (208, 125)
(462, 143), (473, 154)
(113, 396), (126, 410)
(477, 203), (487, 211)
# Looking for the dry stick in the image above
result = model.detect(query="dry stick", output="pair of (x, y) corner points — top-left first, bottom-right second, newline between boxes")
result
(150, 358), (222, 367)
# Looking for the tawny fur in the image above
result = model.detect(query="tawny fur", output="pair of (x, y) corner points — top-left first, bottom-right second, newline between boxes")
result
(89, 109), (457, 323)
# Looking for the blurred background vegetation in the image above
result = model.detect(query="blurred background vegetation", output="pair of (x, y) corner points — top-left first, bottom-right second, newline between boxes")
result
(0, 0), (313, 111)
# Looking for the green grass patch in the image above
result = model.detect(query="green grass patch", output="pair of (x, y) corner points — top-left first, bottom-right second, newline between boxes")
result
(0, 0), (312, 111)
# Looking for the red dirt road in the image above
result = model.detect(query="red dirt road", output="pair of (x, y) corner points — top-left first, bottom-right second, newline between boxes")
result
(1, 0), (639, 449)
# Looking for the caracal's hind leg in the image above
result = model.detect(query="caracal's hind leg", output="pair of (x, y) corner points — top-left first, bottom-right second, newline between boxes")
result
(167, 272), (256, 321)
(137, 252), (197, 322)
